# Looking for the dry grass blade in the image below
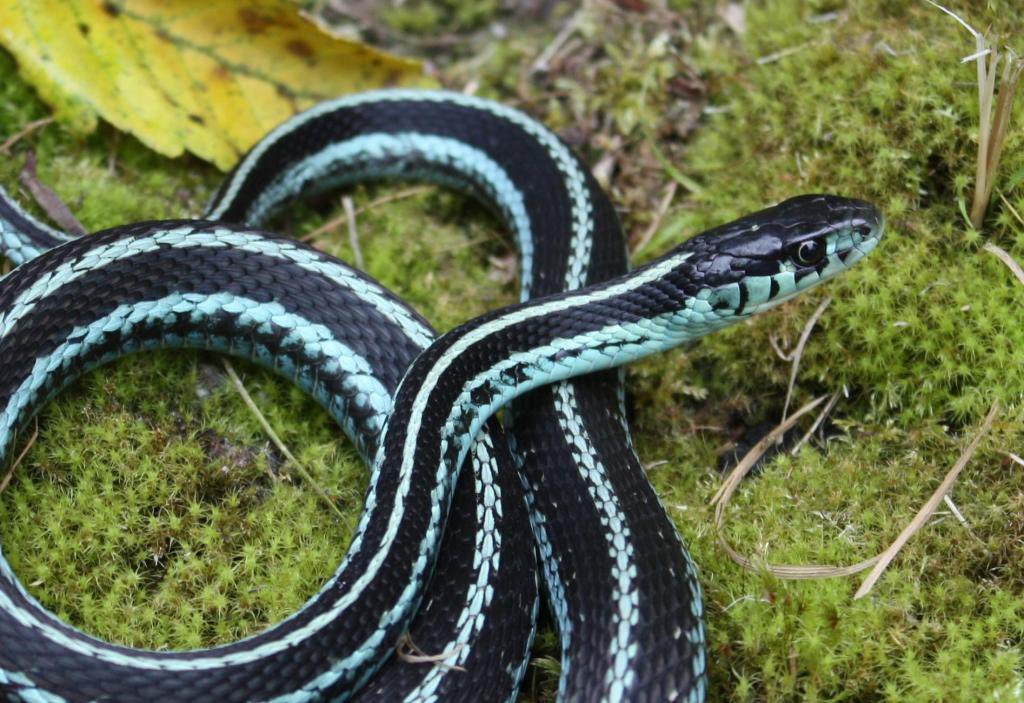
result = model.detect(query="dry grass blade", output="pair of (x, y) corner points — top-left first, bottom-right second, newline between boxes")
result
(396, 633), (467, 671)
(976, 54), (1023, 225)
(782, 296), (831, 421)
(942, 494), (983, 544)
(790, 390), (840, 456)
(854, 401), (999, 599)
(221, 358), (344, 519)
(0, 423), (38, 495)
(710, 396), (827, 507)
(342, 195), (364, 269)
(355, 186), (434, 216)
(301, 186), (433, 243)
(929, 2), (1022, 228)
(999, 191), (1024, 228)
(711, 395), (883, 579)
(631, 181), (678, 255)
(0, 116), (54, 154)
(984, 242), (1024, 286)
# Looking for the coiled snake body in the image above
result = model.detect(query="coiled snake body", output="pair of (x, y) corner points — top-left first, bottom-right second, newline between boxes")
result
(0, 90), (883, 702)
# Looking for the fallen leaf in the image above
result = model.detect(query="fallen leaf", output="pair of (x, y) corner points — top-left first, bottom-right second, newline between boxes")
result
(0, 1), (432, 170)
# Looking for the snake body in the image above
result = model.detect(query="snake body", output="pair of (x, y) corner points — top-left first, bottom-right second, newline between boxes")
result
(0, 90), (883, 702)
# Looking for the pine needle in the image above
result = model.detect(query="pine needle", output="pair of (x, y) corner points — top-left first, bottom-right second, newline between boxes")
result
(0, 116), (54, 154)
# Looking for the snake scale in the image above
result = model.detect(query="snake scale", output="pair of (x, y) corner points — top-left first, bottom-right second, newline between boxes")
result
(0, 90), (883, 702)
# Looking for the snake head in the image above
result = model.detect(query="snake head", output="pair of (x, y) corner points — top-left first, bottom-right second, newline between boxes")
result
(669, 194), (883, 318)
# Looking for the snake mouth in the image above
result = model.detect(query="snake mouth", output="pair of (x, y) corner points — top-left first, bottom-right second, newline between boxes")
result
(839, 203), (885, 267)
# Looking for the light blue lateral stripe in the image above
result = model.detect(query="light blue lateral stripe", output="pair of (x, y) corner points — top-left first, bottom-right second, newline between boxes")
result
(0, 287), (506, 691)
(0, 294), (405, 679)
(0, 293), (390, 466)
(553, 383), (638, 702)
(212, 89), (594, 292)
(240, 133), (537, 300)
(0, 227), (432, 350)
(0, 669), (67, 703)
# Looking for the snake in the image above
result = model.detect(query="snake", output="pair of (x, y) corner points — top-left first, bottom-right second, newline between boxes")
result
(0, 89), (884, 702)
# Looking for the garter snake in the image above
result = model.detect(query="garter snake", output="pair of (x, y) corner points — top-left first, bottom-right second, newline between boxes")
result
(0, 90), (883, 702)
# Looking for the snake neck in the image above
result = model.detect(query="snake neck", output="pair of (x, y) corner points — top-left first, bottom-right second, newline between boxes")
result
(371, 246), (727, 528)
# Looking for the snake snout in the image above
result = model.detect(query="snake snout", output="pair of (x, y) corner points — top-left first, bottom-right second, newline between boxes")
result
(841, 197), (883, 234)
(836, 196), (885, 260)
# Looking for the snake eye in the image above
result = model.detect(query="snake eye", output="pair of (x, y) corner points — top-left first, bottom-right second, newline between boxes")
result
(793, 239), (827, 266)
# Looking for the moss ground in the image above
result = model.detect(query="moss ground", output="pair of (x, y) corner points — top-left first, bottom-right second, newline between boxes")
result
(1, 1), (1023, 700)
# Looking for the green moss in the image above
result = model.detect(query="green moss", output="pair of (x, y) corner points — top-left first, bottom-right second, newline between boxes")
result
(0, 35), (520, 650)
(626, 0), (1024, 700)
(380, 0), (500, 35)
(1, 351), (364, 648)
(657, 0), (1024, 425)
(2, 0), (1024, 700)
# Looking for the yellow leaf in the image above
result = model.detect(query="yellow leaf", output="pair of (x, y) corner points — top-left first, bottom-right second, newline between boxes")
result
(0, 1), (433, 170)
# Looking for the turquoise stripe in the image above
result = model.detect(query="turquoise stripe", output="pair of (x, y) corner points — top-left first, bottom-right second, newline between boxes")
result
(240, 133), (537, 300)
(553, 383), (639, 701)
(0, 227), (432, 350)
(0, 285), (511, 695)
(0, 292), (402, 683)
(213, 89), (594, 290)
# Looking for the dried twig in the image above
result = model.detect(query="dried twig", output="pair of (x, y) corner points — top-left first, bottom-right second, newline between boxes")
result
(854, 401), (998, 599)
(18, 151), (86, 236)
(221, 359), (344, 519)
(0, 423), (38, 495)
(0, 116), (54, 154)
(782, 297), (832, 421)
